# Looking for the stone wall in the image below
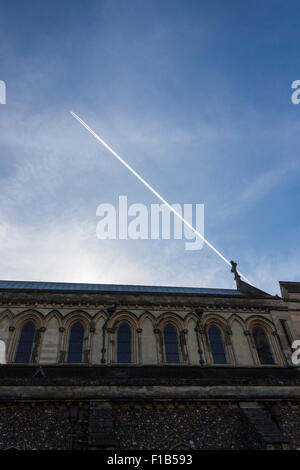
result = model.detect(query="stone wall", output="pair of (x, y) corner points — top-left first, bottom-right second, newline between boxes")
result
(113, 401), (263, 450)
(0, 286), (291, 367)
(279, 403), (300, 450)
(0, 399), (300, 449)
(0, 402), (89, 450)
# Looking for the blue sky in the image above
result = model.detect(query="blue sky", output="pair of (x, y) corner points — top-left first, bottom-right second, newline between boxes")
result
(0, 0), (300, 294)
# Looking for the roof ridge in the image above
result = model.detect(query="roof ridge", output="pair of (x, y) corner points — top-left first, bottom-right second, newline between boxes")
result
(0, 279), (237, 290)
(0, 279), (249, 296)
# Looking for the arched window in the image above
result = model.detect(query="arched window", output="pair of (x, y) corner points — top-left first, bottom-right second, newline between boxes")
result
(67, 323), (84, 363)
(252, 326), (275, 364)
(14, 322), (36, 363)
(163, 324), (180, 363)
(117, 323), (132, 363)
(208, 325), (227, 364)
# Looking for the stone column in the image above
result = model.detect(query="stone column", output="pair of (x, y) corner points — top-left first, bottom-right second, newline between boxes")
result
(58, 327), (66, 363)
(88, 324), (95, 363)
(107, 328), (115, 363)
(194, 325), (205, 366)
(137, 328), (142, 364)
(180, 329), (189, 363)
(32, 326), (46, 363)
(225, 327), (235, 364)
(154, 327), (163, 363)
(199, 327), (210, 364)
(7, 326), (15, 363)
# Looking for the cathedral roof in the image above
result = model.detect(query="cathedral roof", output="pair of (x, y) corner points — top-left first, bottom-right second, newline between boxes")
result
(0, 279), (250, 296)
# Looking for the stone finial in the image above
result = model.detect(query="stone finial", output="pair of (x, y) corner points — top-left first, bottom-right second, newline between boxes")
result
(230, 260), (240, 280)
(230, 260), (241, 288)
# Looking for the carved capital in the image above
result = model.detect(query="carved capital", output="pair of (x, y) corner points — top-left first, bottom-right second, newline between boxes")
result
(244, 330), (251, 336)
(39, 327), (46, 333)
(154, 328), (160, 334)
(59, 327), (65, 333)
(136, 328), (142, 334)
(90, 327), (96, 333)
(9, 326), (15, 332)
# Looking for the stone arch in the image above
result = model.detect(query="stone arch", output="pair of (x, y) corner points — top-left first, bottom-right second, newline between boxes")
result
(246, 315), (275, 332)
(109, 310), (139, 330)
(170, 441), (194, 450)
(0, 309), (14, 326)
(182, 311), (199, 329)
(157, 313), (185, 364)
(138, 311), (156, 329)
(203, 314), (228, 330)
(203, 315), (232, 365)
(228, 313), (245, 327)
(92, 310), (107, 323)
(61, 312), (90, 364)
(157, 311), (185, 330)
(246, 316), (284, 365)
(15, 309), (43, 327)
(8, 310), (43, 363)
(63, 309), (91, 326)
(109, 312), (138, 364)
(44, 310), (63, 327)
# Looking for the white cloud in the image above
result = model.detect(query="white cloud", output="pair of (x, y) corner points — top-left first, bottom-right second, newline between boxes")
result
(0, 213), (234, 289)
(246, 251), (300, 296)
(0, 106), (298, 296)
(241, 165), (290, 203)
(2, 211), (296, 297)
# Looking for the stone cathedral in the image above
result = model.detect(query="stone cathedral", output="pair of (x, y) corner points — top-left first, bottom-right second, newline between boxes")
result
(0, 268), (299, 450)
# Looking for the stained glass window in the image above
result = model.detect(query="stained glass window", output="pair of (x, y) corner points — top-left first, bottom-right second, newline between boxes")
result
(252, 326), (275, 364)
(67, 323), (84, 363)
(14, 322), (36, 363)
(208, 325), (227, 364)
(164, 324), (180, 363)
(117, 323), (132, 363)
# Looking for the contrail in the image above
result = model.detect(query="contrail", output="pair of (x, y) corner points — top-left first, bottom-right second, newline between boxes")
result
(70, 111), (252, 285)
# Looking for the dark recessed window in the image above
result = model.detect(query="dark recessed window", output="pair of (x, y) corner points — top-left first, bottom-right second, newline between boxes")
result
(163, 324), (180, 363)
(252, 326), (275, 365)
(117, 323), (132, 363)
(14, 322), (36, 363)
(208, 325), (227, 364)
(67, 323), (84, 363)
